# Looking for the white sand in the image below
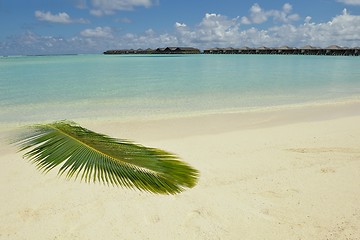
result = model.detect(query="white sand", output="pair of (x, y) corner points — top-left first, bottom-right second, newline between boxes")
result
(1, 101), (360, 240)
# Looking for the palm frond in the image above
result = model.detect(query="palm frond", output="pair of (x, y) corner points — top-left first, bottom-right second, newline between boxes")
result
(12, 120), (199, 194)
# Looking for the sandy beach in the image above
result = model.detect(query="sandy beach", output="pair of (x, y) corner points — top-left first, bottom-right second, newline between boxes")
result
(1, 100), (360, 240)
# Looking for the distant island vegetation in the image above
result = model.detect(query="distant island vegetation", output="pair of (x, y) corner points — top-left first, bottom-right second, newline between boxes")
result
(104, 45), (359, 56)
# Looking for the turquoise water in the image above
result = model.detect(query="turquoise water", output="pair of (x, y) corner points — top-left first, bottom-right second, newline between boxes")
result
(1, 54), (360, 123)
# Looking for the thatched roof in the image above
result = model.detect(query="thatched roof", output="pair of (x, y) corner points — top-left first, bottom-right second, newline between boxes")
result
(257, 46), (269, 50)
(278, 45), (293, 49)
(326, 45), (342, 49)
(301, 45), (318, 49)
(177, 47), (200, 51)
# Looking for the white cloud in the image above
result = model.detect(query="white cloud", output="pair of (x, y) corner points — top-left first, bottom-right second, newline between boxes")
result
(0, 31), (102, 55)
(80, 26), (114, 38)
(304, 16), (312, 24)
(175, 13), (242, 47)
(35, 10), (88, 24)
(240, 16), (251, 25)
(283, 3), (293, 13)
(175, 22), (187, 28)
(35, 11), (72, 23)
(90, 0), (155, 16)
(173, 9), (360, 48)
(244, 3), (300, 24)
(249, 3), (268, 24)
(267, 9), (360, 47)
(120, 30), (178, 48)
(337, 0), (360, 5)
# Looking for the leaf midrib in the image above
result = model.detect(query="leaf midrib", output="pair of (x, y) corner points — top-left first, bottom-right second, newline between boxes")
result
(47, 124), (158, 175)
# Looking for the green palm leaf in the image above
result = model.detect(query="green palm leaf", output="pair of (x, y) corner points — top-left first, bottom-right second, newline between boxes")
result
(12, 120), (199, 194)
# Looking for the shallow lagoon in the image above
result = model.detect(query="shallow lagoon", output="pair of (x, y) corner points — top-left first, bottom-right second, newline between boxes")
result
(1, 54), (359, 123)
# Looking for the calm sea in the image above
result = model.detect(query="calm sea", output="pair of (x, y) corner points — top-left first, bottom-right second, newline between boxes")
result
(0, 54), (359, 124)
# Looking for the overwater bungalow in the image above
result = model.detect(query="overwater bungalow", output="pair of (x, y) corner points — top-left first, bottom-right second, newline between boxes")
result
(254, 46), (270, 54)
(276, 46), (296, 55)
(325, 45), (344, 56)
(202, 46), (359, 56)
(237, 47), (251, 54)
(223, 47), (237, 54)
(157, 47), (201, 54)
(298, 45), (319, 55)
(104, 47), (200, 54)
(203, 48), (221, 54)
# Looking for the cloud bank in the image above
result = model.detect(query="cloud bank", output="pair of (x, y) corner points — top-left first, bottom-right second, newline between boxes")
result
(1, 3), (360, 55)
(174, 7), (360, 49)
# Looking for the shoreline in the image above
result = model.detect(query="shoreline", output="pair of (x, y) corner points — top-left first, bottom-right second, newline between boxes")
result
(80, 98), (360, 142)
(1, 96), (360, 134)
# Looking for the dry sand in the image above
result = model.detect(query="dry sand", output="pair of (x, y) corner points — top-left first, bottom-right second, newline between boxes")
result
(1, 101), (360, 240)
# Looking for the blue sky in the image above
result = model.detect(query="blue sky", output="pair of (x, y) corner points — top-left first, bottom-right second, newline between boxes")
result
(0, 0), (360, 55)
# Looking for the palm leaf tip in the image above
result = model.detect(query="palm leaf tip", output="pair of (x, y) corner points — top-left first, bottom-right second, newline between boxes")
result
(12, 120), (199, 194)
